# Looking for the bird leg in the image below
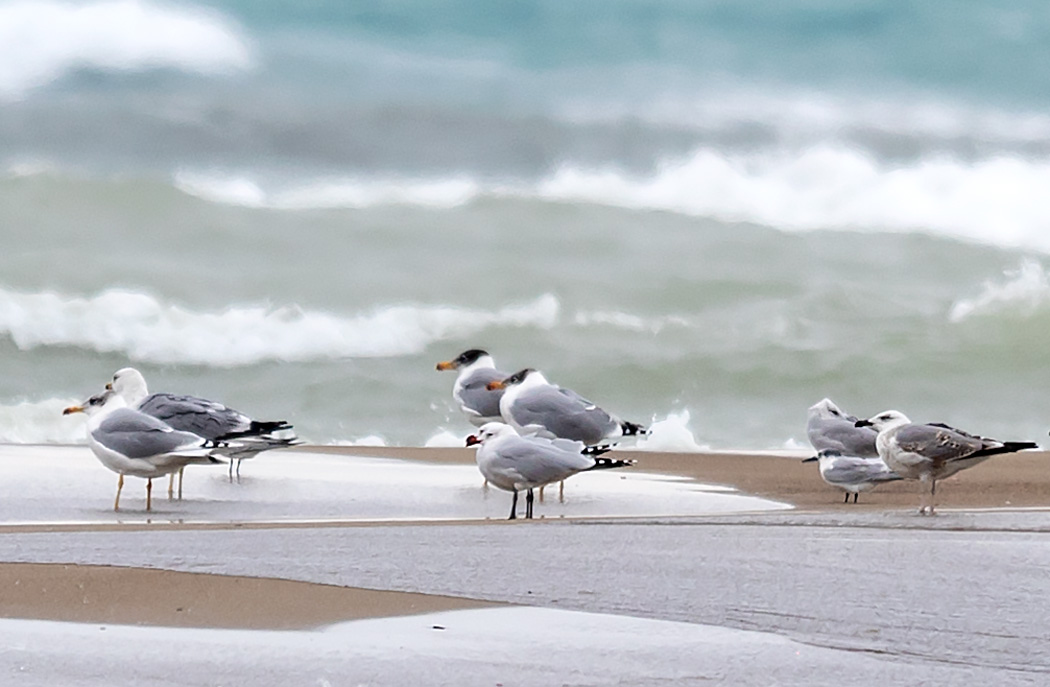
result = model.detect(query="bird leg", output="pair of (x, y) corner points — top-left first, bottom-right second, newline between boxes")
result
(538, 485), (545, 502)
(146, 478), (153, 512)
(168, 472), (175, 500)
(852, 493), (859, 504)
(178, 466), (184, 501)
(929, 479), (937, 516)
(508, 490), (518, 520)
(843, 492), (850, 504)
(235, 458), (242, 481)
(526, 488), (534, 519)
(114, 474), (124, 512)
(918, 477), (931, 515)
(228, 459), (234, 482)
(559, 480), (565, 503)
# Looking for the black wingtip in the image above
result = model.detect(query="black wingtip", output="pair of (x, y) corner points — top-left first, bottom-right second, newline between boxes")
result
(620, 421), (647, 437)
(586, 456), (636, 471)
(582, 443), (615, 457)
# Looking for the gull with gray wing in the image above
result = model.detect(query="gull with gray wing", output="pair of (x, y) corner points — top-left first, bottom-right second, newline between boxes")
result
(62, 389), (225, 512)
(465, 422), (634, 519)
(856, 410), (1038, 514)
(806, 398), (879, 458)
(802, 449), (902, 503)
(436, 349), (508, 427)
(107, 367), (296, 493)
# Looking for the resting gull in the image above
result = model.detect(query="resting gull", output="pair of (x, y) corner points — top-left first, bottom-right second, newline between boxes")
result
(436, 349), (508, 427)
(465, 422), (634, 519)
(62, 389), (225, 512)
(856, 410), (1038, 514)
(107, 367), (295, 492)
(806, 398), (879, 458)
(802, 449), (902, 503)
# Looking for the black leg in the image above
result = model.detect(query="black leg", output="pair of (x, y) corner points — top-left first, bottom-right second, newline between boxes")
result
(853, 493), (858, 504)
(843, 492), (849, 504)
(526, 488), (534, 519)
(508, 490), (518, 520)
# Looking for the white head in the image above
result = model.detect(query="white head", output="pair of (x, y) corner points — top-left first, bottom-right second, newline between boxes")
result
(62, 388), (127, 418)
(808, 398), (846, 421)
(106, 367), (149, 405)
(856, 409), (911, 434)
(465, 421), (517, 447)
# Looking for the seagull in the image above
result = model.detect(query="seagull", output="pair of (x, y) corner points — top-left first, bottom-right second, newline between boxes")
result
(106, 367), (295, 493)
(465, 422), (634, 519)
(435, 349), (508, 427)
(856, 410), (1039, 514)
(62, 389), (225, 512)
(802, 449), (902, 503)
(488, 368), (647, 445)
(806, 398), (879, 458)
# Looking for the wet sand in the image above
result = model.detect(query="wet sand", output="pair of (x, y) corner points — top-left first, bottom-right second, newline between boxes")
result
(320, 444), (1050, 509)
(0, 562), (497, 629)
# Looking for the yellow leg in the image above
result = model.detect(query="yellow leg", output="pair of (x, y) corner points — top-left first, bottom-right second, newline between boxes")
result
(114, 474), (124, 512)
(146, 478), (153, 512)
(178, 467), (184, 501)
(168, 472), (175, 500)
(538, 485), (545, 502)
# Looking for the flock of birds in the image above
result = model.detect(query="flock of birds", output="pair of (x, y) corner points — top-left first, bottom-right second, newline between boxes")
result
(58, 349), (1041, 517)
(806, 398), (1039, 514)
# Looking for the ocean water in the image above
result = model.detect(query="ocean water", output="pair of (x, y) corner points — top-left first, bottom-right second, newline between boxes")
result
(3, 0), (1050, 449)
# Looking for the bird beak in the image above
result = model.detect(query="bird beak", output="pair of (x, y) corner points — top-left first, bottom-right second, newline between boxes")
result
(465, 435), (481, 447)
(802, 455), (818, 463)
(486, 380), (505, 391)
(436, 361), (456, 371)
(855, 419), (873, 428)
(62, 405), (85, 415)
(105, 382), (113, 390)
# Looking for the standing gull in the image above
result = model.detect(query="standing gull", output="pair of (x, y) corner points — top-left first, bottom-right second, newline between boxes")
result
(856, 410), (1038, 514)
(806, 398), (879, 458)
(465, 422), (634, 519)
(62, 389), (225, 512)
(488, 368), (647, 445)
(107, 367), (295, 493)
(802, 449), (902, 503)
(436, 349), (508, 427)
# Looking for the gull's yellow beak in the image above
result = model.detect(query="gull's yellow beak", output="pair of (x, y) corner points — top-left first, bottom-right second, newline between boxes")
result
(62, 405), (85, 416)
(486, 380), (506, 391)
(436, 360), (456, 371)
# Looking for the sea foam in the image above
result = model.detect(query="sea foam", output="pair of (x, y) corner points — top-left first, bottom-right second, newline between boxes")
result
(0, 287), (560, 366)
(949, 259), (1050, 322)
(173, 145), (1050, 254)
(0, 0), (253, 98)
(0, 398), (86, 444)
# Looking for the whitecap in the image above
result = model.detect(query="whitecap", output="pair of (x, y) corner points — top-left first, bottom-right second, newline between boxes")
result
(949, 259), (1050, 322)
(634, 410), (709, 453)
(0, 287), (560, 366)
(0, 397), (86, 444)
(0, 0), (254, 98)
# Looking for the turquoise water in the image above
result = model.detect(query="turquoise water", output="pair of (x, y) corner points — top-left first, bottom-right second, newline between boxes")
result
(2, 0), (1049, 447)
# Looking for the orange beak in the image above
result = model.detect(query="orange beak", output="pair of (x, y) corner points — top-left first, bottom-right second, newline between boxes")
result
(465, 435), (481, 447)
(486, 380), (505, 391)
(62, 405), (85, 416)
(436, 361), (456, 371)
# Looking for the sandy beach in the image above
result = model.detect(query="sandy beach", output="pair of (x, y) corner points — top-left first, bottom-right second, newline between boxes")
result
(2, 443), (1050, 685)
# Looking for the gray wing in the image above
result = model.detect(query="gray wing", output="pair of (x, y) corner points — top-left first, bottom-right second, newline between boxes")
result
(494, 435), (594, 484)
(455, 368), (507, 419)
(93, 409), (204, 459)
(822, 457), (900, 485)
(508, 386), (618, 444)
(137, 393), (251, 441)
(895, 424), (984, 463)
(808, 417), (879, 457)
